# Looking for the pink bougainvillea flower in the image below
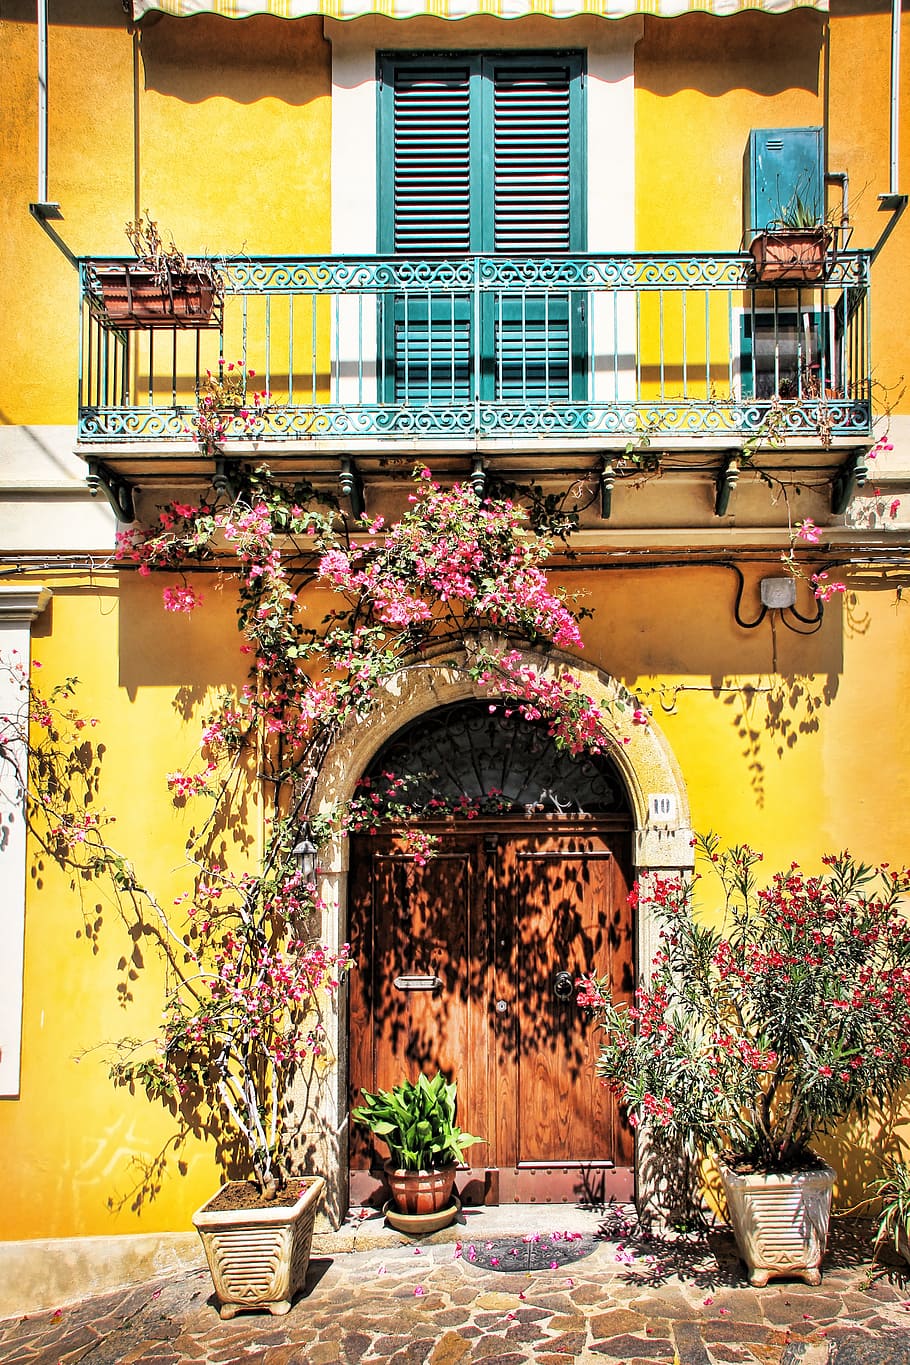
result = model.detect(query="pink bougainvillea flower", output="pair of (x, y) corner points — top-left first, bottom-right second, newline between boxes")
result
(796, 518), (821, 543)
(810, 572), (847, 603)
(162, 585), (202, 614)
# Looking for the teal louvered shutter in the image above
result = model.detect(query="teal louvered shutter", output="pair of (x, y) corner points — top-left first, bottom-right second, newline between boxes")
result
(379, 57), (476, 403)
(384, 60), (476, 252)
(486, 57), (584, 402)
(378, 52), (585, 406)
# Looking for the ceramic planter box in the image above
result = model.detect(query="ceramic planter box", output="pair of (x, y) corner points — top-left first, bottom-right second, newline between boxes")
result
(749, 229), (830, 284)
(192, 1176), (323, 1318)
(718, 1158), (835, 1287)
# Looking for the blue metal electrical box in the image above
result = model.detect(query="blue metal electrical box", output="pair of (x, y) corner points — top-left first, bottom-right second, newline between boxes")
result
(743, 127), (824, 243)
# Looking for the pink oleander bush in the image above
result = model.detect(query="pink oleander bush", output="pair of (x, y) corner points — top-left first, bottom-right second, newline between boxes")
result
(580, 833), (910, 1171)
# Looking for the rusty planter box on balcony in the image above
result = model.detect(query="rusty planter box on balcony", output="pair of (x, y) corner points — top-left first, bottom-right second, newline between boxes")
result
(91, 263), (223, 330)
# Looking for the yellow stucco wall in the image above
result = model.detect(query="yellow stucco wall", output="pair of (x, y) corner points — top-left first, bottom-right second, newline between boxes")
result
(2, 2), (910, 1240)
(0, 6), (331, 425)
(2, 561), (907, 1238)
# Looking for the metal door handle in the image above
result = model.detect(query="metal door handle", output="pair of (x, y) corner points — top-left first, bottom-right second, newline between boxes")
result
(553, 971), (574, 1001)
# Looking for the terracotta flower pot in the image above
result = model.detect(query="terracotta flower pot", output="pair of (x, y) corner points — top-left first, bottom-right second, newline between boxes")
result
(192, 1176), (323, 1318)
(385, 1164), (457, 1215)
(718, 1157), (835, 1287)
(749, 228), (831, 284)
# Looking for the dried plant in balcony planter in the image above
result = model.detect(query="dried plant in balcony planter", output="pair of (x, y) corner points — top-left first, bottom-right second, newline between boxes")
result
(90, 211), (223, 330)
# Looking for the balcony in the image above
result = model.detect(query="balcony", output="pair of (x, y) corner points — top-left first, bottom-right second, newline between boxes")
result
(77, 250), (873, 509)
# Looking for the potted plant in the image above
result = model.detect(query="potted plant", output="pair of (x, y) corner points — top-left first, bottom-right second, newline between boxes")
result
(111, 838), (352, 1317)
(871, 1161), (910, 1264)
(353, 1071), (483, 1231)
(581, 835), (910, 1286)
(89, 211), (223, 329)
(749, 189), (834, 284)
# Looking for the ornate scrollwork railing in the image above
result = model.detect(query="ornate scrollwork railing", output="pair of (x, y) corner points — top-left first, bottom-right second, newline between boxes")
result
(78, 250), (873, 446)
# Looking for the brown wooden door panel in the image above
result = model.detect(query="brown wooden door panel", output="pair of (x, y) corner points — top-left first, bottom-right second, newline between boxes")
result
(348, 822), (633, 1190)
(348, 834), (492, 1168)
(501, 836), (634, 1168)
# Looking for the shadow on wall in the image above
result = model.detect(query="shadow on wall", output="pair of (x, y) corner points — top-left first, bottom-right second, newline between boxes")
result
(591, 561), (848, 807)
(4, 0), (124, 29)
(817, 1098), (910, 1215)
(634, 10), (825, 98)
(137, 13), (331, 105)
(117, 571), (247, 703)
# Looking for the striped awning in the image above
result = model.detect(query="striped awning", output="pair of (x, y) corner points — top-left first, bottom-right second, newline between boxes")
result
(131, 0), (827, 18)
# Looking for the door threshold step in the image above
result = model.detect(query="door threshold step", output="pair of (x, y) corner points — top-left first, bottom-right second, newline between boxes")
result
(316, 1200), (637, 1254)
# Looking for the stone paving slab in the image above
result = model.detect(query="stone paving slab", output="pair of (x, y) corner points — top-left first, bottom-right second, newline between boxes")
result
(3, 1219), (910, 1364)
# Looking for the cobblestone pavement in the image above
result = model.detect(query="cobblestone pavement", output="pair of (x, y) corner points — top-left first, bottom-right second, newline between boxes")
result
(4, 1214), (910, 1365)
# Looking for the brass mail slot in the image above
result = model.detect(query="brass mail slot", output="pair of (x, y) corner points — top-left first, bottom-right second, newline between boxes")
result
(393, 974), (441, 991)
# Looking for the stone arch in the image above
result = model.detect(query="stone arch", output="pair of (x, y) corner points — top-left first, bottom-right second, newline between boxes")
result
(306, 646), (694, 1223)
(311, 646), (693, 869)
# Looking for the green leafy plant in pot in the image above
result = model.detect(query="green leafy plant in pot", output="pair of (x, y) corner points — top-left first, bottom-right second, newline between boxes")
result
(580, 834), (910, 1285)
(353, 1071), (483, 1218)
(871, 1160), (910, 1265)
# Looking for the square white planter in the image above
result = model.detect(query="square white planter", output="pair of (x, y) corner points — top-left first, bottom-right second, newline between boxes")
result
(192, 1176), (323, 1318)
(718, 1158), (835, 1287)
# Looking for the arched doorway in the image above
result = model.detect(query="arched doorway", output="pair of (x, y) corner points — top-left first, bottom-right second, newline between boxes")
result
(348, 700), (636, 1206)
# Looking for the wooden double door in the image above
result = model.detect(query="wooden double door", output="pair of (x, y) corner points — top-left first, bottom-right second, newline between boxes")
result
(348, 819), (634, 1204)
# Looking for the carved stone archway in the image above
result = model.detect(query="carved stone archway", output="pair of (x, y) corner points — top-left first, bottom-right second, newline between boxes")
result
(303, 646), (694, 1225)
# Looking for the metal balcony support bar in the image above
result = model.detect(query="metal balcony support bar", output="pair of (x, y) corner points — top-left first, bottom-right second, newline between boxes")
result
(831, 449), (869, 515)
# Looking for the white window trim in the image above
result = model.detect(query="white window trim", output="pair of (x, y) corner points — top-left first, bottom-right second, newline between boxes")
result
(0, 587), (52, 1098)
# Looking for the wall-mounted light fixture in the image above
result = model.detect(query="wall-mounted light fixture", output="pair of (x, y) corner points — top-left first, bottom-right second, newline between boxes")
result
(291, 824), (318, 882)
(733, 568), (823, 634)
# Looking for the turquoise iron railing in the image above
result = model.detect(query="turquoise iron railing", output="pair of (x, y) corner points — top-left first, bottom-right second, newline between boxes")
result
(78, 252), (872, 446)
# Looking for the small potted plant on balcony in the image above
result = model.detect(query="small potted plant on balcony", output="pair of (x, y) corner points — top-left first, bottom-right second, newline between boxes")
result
(749, 189), (834, 285)
(353, 1071), (483, 1232)
(581, 835), (910, 1286)
(90, 211), (223, 329)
